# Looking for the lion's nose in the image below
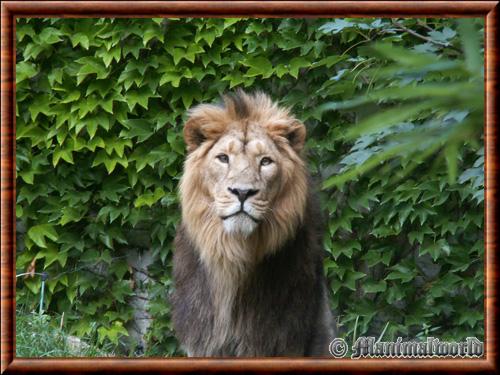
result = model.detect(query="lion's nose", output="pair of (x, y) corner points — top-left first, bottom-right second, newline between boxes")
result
(228, 187), (259, 203)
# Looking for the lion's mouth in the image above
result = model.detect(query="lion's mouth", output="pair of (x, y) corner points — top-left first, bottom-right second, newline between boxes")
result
(221, 210), (260, 223)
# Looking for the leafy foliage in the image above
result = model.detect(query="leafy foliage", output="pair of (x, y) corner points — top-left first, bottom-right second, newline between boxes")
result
(15, 17), (484, 356)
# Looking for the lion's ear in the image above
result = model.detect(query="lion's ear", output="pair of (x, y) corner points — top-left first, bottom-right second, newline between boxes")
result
(268, 120), (306, 153)
(183, 105), (227, 153)
(183, 117), (206, 153)
(286, 120), (306, 152)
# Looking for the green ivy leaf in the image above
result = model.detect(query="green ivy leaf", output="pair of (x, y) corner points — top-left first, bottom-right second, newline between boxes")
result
(134, 187), (166, 208)
(363, 280), (387, 293)
(16, 61), (38, 83)
(27, 224), (58, 248)
(242, 57), (273, 78)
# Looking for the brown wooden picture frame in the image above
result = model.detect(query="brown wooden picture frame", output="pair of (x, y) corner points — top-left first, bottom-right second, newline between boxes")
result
(1, 1), (498, 373)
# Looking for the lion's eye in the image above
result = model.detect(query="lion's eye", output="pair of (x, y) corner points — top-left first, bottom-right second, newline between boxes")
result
(260, 157), (273, 166)
(216, 154), (229, 163)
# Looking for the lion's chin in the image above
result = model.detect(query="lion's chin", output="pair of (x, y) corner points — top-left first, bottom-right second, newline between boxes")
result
(222, 214), (259, 237)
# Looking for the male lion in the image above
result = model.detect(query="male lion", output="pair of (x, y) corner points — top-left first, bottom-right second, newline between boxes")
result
(171, 90), (334, 357)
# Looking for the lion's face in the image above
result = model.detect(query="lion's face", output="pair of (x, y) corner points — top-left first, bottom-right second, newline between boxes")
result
(204, 126), (282, 236)
(179, 90), (308, 265)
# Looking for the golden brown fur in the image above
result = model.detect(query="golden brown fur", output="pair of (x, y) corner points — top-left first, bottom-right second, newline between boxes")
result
(179, 91), (309, 349)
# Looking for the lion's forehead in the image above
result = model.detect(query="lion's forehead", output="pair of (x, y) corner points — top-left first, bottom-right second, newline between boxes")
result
(225, 139), (267, 155)
(218, 133), (275, 157)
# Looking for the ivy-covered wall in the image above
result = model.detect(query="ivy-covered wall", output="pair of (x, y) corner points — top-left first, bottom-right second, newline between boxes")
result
(15, 18), (484, 356)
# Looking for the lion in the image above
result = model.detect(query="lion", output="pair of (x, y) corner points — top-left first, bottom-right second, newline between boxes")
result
(171, 90), (334, 357)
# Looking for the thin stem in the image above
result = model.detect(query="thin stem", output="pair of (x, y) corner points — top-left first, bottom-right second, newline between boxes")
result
(391, 20), (459, 51)
(417, 20), (434, 32)
(377, 322), (390, 343)
(39, 279), (45, 315)
(353, 315), (360, 345)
